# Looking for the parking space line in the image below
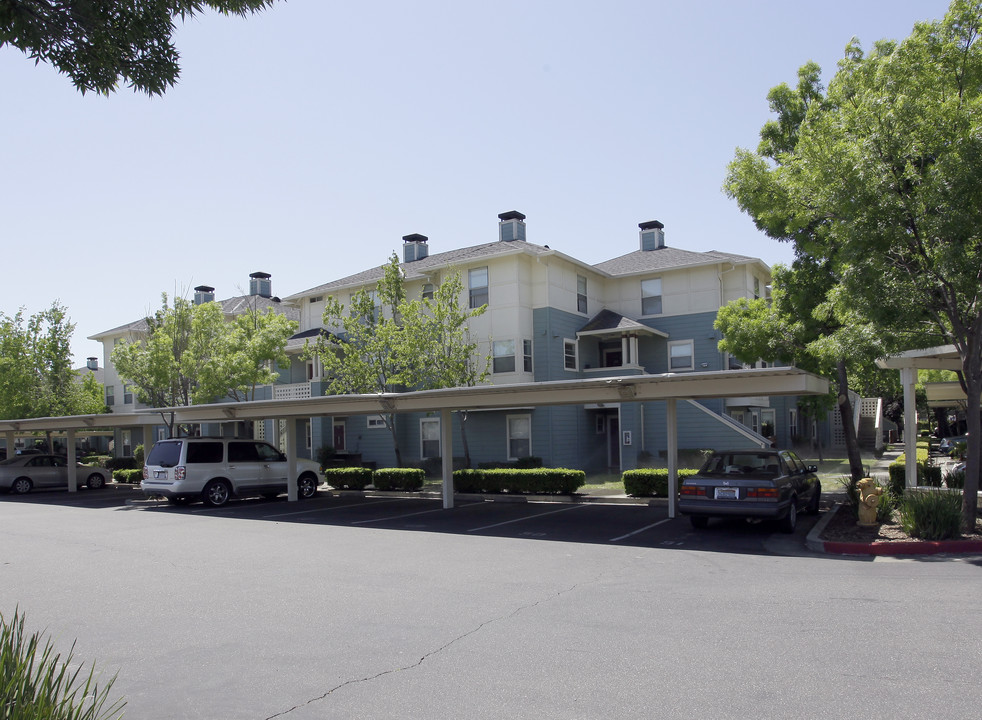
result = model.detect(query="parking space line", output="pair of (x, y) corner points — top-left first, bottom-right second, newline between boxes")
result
(262, 498), (408, 519)
(609, 518), (672, 543)
(467, 504), (587, 532)
(350, 503), (475, 525)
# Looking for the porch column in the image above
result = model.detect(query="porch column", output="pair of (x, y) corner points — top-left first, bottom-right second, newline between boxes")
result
(441, 408), (454, 509)
(285, 418), (298, 502)
(901, 366), (918, 489)
(667, 399), (678, 519)
(66, 429), (77, 492)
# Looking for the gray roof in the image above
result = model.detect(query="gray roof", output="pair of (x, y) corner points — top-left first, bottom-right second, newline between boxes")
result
(89, 295), (298, 340)
(593, 247), (758, 276)
(285, 241), (552, 301)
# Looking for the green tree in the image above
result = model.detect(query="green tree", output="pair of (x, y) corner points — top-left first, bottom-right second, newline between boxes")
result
(0, 0), (277, 95)
(726, 0), (982, 529)
(310, 255), (489, 467)
(112, 294), (294, 435)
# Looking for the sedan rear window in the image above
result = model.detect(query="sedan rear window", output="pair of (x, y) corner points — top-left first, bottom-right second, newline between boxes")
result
(700, 452), (780, 477)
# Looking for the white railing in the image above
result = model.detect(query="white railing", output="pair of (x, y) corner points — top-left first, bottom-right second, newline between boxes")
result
(273, 382), (312, 401)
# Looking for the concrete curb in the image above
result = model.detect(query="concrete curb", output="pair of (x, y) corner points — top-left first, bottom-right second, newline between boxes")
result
(806, 502), (982, 556)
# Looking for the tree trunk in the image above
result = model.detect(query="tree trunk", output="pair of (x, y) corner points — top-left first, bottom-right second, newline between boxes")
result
(384, 413), (402, 467)
(837, 359), (865, 483)
(961, 375), (980, 531)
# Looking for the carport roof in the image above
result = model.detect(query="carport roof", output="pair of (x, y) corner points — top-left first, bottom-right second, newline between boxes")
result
(0, 367), (828, 433)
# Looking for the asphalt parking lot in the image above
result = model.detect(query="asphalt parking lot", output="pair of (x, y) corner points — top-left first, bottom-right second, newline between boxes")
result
(3, 485), (980, 720)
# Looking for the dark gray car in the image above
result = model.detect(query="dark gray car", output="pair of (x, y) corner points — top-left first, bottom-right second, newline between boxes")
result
(678, 449), (821, 532)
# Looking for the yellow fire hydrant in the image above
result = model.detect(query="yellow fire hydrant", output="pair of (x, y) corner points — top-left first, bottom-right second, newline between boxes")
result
(856, 477), (883, 527)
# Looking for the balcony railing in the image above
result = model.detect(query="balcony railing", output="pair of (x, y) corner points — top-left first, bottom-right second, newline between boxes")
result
(273, 382), (312, 401)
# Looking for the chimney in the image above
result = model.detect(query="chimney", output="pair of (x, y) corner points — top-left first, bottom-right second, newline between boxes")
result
(194, 285), (216, 305)
(249, 272), (272, 298)
(498, 211), (527, 242)
(639, 220), (665, 251)
(86, 357), (98, 371)
(403, 233), (429, 263)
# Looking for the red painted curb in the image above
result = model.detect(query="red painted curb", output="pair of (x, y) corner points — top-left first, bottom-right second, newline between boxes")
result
(821, 538), (982, 556)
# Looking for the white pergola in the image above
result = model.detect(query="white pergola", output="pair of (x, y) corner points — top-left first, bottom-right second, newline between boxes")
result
(877, 344), (963, 488)
(1, 367), (829, 517)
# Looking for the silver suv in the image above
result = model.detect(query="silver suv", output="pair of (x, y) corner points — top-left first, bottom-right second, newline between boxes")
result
(142, 437), (322, 507)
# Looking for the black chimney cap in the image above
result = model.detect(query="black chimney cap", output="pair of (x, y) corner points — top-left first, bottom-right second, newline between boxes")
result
(498, 211), (526, 221)
(250, 271), (271, 279)
(402, 234), (429, 243)
(194, 285), (215, 293)
(639, 220), (664, 230)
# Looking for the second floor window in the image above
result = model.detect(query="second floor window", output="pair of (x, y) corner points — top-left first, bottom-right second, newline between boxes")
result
(668, 339), (694, 371)
(469, 267), (489, 308)
(564, 340), (577, 370)
(123, 384), (133, 404)
(105, 385), (115, 406)
(493, 340), (515, 373)
(641, 278), (662, 315)
(523, 339), (533, 373)
(577, 275), (588, 314)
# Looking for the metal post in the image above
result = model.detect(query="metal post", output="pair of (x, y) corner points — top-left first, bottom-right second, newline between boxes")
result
(667, 398), (678, 519)
(285, 418), (298, 502)
(441, 408), (454, 509)
(901, 366), (918, 488)
(66, 429), (77, 492)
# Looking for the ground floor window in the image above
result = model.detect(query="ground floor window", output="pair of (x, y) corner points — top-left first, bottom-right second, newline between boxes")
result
(507, 414), (531, 459)
(421, 418), (440, 459)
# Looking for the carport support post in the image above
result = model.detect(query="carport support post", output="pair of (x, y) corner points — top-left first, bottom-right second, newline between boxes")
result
(66, 429), (77, 492)
(901, 367), (918, 489)
(667, 399), (678, 519)
(441, 409), (454, 509)
(5, 431), (14, 459)
(285, 418), (298, 502)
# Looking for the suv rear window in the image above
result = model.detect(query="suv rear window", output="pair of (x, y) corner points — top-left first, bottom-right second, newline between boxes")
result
(146, 441), (182, 468)
(186, 442), (224, 464)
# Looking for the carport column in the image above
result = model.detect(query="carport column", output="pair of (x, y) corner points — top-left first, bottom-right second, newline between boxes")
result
(5, 431), (14, 458)
(285, 419), (298, 502)
(901, 367), (918, 489)
(666, 399), (678, 519)
(142, 425), (156, 462)
(441, 409), (454, 509)
(66, 429), (77, 492)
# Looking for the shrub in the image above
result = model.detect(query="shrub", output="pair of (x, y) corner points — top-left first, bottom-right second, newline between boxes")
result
(113, 469), (143, 484)
(0, 607), (126, 720)
(452, 468), (585, 494)
(898, 490), (963, 541)
(315, 445), (337, 470)
(322, 467), (373, 490)
(373, 468), (425, 491)
(888, 453), (942, 495)
(944, 467), (966, 490)
(622, 469), (699, 497)
(134, 444), (144, 467)
(83, 455), (112, 468)
(105, 456), (138, 471)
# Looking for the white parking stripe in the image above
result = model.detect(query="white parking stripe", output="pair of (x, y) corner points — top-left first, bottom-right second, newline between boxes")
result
(609, 518), (672, 542)
(350, 504), (470, 525)
(467, 503), (587, 532)
(263, 498), (408, 519)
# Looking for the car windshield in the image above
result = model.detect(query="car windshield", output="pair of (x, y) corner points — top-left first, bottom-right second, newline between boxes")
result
(700, 453), (780, 477)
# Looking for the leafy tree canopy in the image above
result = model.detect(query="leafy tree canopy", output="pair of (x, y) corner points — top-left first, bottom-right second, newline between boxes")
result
(0, 1), (277, 95)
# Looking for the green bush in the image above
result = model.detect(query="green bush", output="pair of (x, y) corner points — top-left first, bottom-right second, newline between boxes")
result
(82, 454), (112, 467)
(134, 444), (144, 467)
(453, 468), (585, 494)
(944, 467), (966, 490)
(105, 456), (138, 471)
(113, 469), (143, 484)
(0, 607), (126, 720)
(888, 454), (942, 495)
(372, 468), (425, 491)
(622, 469), (699, 497)
(322, 467), (373, 490)
(899, 490), (963, 541)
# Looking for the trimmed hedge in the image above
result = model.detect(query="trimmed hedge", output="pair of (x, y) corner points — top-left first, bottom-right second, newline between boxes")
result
(622, 468), (699, 497)
(888, 453), (942, 496)
(453, 468), (586, 494)
(323, 467), (373, 490)
(373, 468), (425, 491)
(113, 468), (143, 484)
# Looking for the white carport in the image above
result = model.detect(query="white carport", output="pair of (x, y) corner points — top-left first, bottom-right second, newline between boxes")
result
(876, 345), (963, 488)
(0, 367), (828, 517)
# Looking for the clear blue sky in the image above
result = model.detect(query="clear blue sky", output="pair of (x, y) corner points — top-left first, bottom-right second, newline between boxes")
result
(1, 0), (954, 365)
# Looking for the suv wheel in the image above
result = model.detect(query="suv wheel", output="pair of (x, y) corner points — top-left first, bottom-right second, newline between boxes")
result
(202, 479), (232, 508)
(298, 474), (318, 499)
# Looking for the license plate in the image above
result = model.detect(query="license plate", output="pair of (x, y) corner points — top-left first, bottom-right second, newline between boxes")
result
(715, 487), (738, 500)
(154, 470), (167, 479)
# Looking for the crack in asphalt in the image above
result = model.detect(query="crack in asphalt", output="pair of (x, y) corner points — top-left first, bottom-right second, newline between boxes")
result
(263, 579), (590, 719)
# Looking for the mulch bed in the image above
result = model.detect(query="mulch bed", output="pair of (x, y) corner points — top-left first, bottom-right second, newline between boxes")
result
(820, 501), (982, 544)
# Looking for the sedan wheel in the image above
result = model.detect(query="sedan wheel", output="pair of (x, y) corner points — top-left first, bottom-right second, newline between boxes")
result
(12, 478), (33, 494)
(779, 498), (798, 534)
(202, 480), (232, 508)
(298, 474), (318, 499)
(86, 473), (106, 489)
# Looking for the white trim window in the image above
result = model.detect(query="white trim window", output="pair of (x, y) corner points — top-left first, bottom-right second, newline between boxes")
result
(367, 415), (386, 428)
(493, 340), (516, 373)
(564, 339), (578, 371)
(641, 278), (662, 316)
(576, 275), (588, 314)
(507, 414), (531, 460)
(469, 267), (489, 308)
(523, 339), (533, 373)
(420, 418), (440, 459)
(305, 421), (312, 450)
(668, 339), (694, 371)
